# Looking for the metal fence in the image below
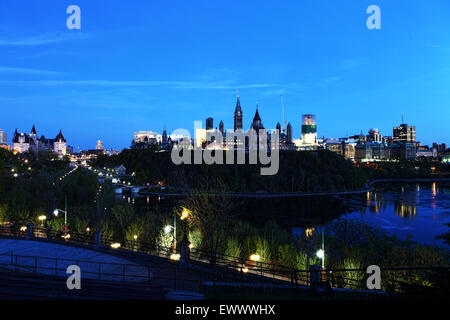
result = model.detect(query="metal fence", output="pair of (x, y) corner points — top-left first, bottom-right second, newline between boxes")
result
(1, 224), (449, 297)
(0, 252), (152, 282)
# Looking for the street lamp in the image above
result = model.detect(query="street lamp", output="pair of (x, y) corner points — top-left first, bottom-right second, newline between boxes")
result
(249, 254), (260, 262)
(316, 229), (325, 270)
(38, 215), (47, 226)
(54, 196), (69, 233)
(316, 249), (324, 259)
(164, 225), (174, 234)
(180, 210), (189, 220)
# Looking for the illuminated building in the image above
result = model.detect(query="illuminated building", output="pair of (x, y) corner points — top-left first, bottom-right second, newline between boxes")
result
(0, 129), (9, 150)
(367, 128), (382, 143)
(393, 123), (416, 143)
(389, 142), (416, 160)
(12, 126), (67, 155)
(443, 151), (450, 164)
(53, 130), (67, 155)
(96, 140), (104, 150)
(0, 129), (6, 145)
(301, 114), (317, 146)
(131, 131), (161, 149)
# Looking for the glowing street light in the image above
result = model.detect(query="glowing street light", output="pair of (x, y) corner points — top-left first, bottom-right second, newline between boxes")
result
(316, 249), (324, 259)
(249, 254), (260, 262)
(317, 229), (325, 269)
(110, 243), (121, 249)
(180, 210), (189, 220)
(164, 225), (174, 234)
(54, 196), (69, 234)
(38, 215), (47, 227)
(170, 253), (180, 261)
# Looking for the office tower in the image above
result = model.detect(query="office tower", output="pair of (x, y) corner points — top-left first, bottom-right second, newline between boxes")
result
(301, 114), (317, 145)
(393, 123), (416, 143)
(219, 120), (224, 135)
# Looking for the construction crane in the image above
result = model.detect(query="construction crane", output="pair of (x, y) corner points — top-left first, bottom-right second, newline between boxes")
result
(280, 95), (287, 133)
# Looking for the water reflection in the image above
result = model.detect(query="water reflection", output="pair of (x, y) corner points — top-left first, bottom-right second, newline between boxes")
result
(305, 227), (315, 238)
(394, 202), (417, 219)
(347, 182), (450, 245)
(120, 182), (450, 246)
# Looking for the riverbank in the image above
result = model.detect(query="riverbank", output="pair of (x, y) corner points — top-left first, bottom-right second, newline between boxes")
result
(138, 177), (450, 198)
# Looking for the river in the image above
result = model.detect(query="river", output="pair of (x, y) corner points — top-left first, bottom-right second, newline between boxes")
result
(123, 182), (450, 247)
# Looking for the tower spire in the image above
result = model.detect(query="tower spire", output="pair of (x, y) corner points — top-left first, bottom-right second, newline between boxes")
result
(234, 91), (243, 131)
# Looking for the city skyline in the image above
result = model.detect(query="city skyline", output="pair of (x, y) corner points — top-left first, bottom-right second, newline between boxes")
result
(1, 1), (450, 149)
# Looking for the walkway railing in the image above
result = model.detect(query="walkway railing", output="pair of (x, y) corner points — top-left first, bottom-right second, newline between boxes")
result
(0, 252), (152, 282)
(0, 225), (449, 296)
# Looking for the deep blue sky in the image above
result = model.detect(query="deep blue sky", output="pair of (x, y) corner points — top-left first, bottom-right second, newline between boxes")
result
(0, 0), (449, 150)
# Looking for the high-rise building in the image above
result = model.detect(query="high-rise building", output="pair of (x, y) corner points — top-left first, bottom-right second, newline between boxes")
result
(367, 129), (382, 143)
(206, 117), (214, 130)
(301, 114), (317, 145)
(393, 123), (416, 143)
(234, 93), (243, 131)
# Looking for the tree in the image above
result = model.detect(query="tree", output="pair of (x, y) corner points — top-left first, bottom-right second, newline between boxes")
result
(181, 180), (238, 264)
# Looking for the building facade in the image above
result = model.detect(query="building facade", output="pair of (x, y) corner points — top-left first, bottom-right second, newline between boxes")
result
(301, 114), (317, 146)
(393, 124), (416, 143)
(12, 126), (67, 155)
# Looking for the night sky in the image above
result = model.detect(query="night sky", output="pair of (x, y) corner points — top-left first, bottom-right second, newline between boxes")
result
(1, 0), (449, 150)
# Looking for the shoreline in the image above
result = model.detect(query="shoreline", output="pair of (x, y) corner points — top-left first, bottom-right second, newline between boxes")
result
(138, 177), (450, 198)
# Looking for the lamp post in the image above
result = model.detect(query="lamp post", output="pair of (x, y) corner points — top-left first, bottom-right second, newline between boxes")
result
(315, 229), (325, 269)
(54, 196), (68, 233)
(173, 210), (176, 252)
(164, 224), (176, 253)
(315, 229), (325, 282)
(321, 229), (325, 269)
(180, 209), (189, 238)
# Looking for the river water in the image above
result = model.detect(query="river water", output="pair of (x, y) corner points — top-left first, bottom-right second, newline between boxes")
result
(336, 182), (450, 247)
(126, 182), (450, 247)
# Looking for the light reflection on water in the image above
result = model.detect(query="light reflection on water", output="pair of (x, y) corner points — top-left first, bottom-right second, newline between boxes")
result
(124, 182), (450, 247)
(341, 183), (450, 246)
